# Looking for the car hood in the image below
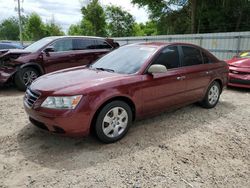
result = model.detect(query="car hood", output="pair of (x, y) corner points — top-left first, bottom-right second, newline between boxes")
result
(31, 66), (128, 95)
(0, 49), (31, 58)
(227, 58), (250, 68)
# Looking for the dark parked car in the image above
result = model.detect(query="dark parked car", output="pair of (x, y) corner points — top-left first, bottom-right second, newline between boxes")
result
(0, 36), (119, 90)
(226, 51), (250, 88)
(0, 41), (23, 50)
(24, 42), (228, 143)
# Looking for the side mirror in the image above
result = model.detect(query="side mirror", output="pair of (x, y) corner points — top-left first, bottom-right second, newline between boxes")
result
(44, 46), (55, 55)
(148, 64), (167, 74)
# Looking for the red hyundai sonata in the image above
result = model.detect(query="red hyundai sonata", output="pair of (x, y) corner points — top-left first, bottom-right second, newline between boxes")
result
(226, 51), (250, 88)
(24, 42), (228, 143)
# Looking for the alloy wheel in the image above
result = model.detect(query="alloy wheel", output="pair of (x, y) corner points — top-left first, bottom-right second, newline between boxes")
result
(23, 70), (38, 86)
(208, 85), (219, 105)
(102, 107), (128, 138)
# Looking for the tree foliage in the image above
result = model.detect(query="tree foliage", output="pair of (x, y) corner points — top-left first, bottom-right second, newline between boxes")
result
(0, 13), (64, 41)
(106, 5), (135, 37)
(80, 0), (107, 36)
(0, 17), (20, 40)
(132, 0), (250, 34)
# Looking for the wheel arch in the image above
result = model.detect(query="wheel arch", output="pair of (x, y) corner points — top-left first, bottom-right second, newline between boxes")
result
(213, 78), (223, 93)
(89, 96), (136, 134)
(19, 63), (45, 75)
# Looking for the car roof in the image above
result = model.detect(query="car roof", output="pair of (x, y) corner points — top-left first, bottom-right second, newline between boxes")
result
(43, 36), (106, 40)
(133, 42), (204, 49)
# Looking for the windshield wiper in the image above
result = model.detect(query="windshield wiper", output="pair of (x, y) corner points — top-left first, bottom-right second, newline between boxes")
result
(94, 67), (115, 72)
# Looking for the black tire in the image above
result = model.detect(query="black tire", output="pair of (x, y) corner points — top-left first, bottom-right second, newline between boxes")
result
(200, 81), (221, 109)
(14, 67), (39, 91)
(95, 100), (132, 143)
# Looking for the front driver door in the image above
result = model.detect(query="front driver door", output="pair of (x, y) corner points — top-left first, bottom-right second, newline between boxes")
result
(140, 46), (188, 116)
(42, 38), (76, 73)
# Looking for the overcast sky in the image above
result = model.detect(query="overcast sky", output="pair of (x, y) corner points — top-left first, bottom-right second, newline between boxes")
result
(0, 0), (149, 32)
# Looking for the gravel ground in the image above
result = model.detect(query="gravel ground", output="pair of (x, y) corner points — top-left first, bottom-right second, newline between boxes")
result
(0, 87), (249, 188)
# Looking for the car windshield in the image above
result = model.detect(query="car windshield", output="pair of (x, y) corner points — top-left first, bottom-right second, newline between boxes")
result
(90, 45), (157, 74)
(238, 51), (250, 58)
(25, 37), (55, 52)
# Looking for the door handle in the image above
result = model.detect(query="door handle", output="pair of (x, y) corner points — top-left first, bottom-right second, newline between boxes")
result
(206, 71), (213, 75)
(177, 76), (186, 80)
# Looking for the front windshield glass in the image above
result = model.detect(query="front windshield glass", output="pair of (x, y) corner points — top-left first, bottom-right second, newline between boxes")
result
(239, 51), (250, 58)
(25, 37), (55, 52)
(91, 45), (157, 74)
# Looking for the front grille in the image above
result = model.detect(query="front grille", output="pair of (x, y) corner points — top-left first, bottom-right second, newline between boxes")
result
(24, 88), (41, 107)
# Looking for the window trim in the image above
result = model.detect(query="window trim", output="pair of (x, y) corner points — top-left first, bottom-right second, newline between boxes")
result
(95, 39), (113, 49)
(45, 38), (74, 53)
(143, 45), (181, 74)
(179, 45), (204, 67)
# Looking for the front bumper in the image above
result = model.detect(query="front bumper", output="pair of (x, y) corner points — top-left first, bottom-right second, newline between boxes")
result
(24, 101), (92, 137)
(0, 66), (16, 85)
(228, 73), (250, 88)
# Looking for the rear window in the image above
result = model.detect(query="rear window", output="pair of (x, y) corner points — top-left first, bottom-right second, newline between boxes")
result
(74, 39), (96, 50)
(95, 40), (112, 49)
(181, 46), (203, 66)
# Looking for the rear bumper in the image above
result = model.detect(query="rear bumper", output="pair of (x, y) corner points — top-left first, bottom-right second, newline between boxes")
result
(228, 73), (250, 88)
(0, 66), (16, 85)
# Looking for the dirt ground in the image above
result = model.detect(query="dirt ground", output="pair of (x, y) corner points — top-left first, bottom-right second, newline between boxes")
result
(0, 86), (249, 188)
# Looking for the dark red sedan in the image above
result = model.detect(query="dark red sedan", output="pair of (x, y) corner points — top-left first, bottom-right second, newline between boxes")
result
(24, 42), (228, 143)
(226, 51), (250, 88)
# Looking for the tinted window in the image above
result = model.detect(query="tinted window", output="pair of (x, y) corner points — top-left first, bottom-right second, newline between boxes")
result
(0, 44), (10, 49)
(202, 51), (211, 64)
(75, 39), (95, 50)
(53, 39), (73, 52)
(152, 46), (180, 69)
(26, 37), (55, 52)
(95, 40), (112, 49)
(0, 44), (19, 49)
(182, 46), (203, 66)
(91, 45), (157, 74)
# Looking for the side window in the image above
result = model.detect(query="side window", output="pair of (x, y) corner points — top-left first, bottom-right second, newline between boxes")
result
(152, 46), (180, 69)
(95, 40), (112, 49)
(53, 39), (73, 52)
(74, 39), (96, 50)
(181, 46), (203, 66)
(202, 51), (212, 64)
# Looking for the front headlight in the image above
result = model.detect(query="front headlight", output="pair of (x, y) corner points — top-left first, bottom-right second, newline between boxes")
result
(41, 95), (82, 109)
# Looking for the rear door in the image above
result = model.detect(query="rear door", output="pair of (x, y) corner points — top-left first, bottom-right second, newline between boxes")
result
(179, 45), (214, 101)
(72, 38), (97, 66)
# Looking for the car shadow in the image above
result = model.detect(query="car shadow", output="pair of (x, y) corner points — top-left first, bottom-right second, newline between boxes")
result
(16, 100), (236, 171)
(0, 85), (23, 96)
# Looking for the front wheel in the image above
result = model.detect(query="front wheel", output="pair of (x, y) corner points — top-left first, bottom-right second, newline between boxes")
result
(94, 101), (132, 143)
(15, 67), (39, 91)
(200, 81), (221, 108)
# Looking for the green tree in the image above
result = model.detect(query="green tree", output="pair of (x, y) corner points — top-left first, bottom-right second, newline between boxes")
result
(106, 5), (135, 37)
(131, 0), (250, 34)
(133, 21), (158, 36)
(45, 18), (64, 36)
(80, 0), (107, 36)
(0, 17), (19, 40)
(68, 23), (83, 35)
(24, 13), (46, 40)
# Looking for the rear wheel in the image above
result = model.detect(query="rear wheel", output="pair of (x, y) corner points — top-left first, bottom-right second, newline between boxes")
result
(200, 81), (221, 108)
(94, 101), (132, 143)
(15, 67), (39, 91)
